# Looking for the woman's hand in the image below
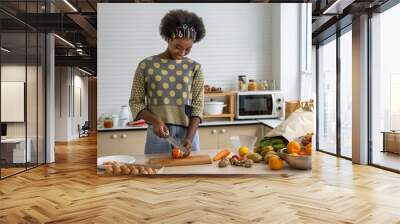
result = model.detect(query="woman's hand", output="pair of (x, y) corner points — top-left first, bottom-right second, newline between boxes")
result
(153, 120), (169, 138)
(182, 138), (192, 158)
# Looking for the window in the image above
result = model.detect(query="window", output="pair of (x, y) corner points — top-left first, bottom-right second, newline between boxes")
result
(339, 29), (352, 158)
(316, 25), (353, 159)
(317, 36), (337, 155)
(370, 3), (400, 171)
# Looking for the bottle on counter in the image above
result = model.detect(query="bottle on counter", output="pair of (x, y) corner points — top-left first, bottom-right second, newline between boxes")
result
(98, 114), (105, 128)
(248, 79), (257, 91)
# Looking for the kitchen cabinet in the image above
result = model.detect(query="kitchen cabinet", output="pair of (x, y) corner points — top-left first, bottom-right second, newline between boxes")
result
(97, 130), (147, 157)
(199, 124), (271, 150)
(97, 123), (274, 157)
(198, 127), (220, 150)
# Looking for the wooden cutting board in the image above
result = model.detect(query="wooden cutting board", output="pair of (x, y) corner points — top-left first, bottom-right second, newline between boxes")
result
(148, 155), (212, 167)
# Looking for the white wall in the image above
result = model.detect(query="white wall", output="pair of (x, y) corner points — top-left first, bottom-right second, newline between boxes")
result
(98, 3), (307, 116)
(71, 74), (89, 138)
(98, 3), (270, 117)
(279, 4), (302, 101)
(55, 67), (69, 141)
(271, 4), (281, 91)
(55, 67), (89, 141)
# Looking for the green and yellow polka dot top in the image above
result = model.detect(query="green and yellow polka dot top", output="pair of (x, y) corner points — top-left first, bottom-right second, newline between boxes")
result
(129, 55), (204, 127)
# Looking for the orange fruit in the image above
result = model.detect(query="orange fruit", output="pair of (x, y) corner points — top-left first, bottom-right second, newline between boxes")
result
(305, 143), (312, 155)
(268, 156), (283, 170)
(171, 148), (183, 159)
(287, 141), (301, 154)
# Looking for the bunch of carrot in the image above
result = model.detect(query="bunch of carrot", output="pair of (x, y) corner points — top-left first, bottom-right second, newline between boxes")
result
(213, 149), (230, 161)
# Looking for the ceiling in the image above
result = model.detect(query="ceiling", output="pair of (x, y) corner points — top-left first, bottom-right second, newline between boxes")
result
(311, 0), (391, 44)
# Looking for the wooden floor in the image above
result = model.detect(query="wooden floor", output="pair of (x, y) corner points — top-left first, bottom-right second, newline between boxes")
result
(373, 151), (400, 171)
(1, 167), (26, 178)
(1, 135), (400, 224)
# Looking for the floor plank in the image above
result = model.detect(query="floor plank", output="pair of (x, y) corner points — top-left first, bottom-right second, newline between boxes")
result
(0, 135), (399, 224)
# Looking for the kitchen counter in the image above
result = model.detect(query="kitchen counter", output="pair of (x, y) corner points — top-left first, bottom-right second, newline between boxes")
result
(97, 118), (283, 132)
(98, 149), (307, 175)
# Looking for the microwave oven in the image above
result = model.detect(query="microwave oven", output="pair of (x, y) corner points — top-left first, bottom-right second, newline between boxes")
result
(236, 91), (284, 119)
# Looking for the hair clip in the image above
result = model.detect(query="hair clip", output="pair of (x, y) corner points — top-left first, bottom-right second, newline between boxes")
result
(171, 24), (197, 41)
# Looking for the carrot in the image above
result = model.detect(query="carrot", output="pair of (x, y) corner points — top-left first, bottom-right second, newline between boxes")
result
(213, 149), (230, 161)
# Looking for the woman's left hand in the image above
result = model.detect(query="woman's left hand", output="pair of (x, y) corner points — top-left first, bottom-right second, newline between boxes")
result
(182, 138), (192, 158)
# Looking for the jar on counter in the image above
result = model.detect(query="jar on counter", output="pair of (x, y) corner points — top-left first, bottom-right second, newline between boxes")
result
(248, 79), (257, 91)
(257, 80), (268, 90)
(103, 119), (113, 128)
(238, 75), (247, 91)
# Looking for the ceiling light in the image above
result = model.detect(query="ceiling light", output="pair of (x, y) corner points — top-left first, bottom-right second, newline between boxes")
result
(63, 0), (78, 12)
(54, 34), (75, 48)
(78, 67), (92, 76)
(322, 0), (345, 15)
(1, 47), (11, 53)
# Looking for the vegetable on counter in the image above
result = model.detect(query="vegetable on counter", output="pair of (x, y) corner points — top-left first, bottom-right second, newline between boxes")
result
(229, 155), (253, 168)
(213, 149), (230, 161)
(171, 147), (184, 159)
(248, 153), (262, 163)
(259, 137), (287, 150)
(218, 157), (230, 168)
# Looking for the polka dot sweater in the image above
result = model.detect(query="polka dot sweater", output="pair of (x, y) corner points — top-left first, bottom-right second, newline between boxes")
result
(129, 55), (205, 127)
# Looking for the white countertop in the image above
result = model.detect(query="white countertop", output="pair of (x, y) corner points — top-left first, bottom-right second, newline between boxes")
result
(97, 118), (282, 132)
(98, 149), (308, 176)
(1, 137), (29, 143)
(257, 119), (283, 129)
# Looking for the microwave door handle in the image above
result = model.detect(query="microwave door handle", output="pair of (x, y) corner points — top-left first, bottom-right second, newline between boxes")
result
(271, 94), (276, 116)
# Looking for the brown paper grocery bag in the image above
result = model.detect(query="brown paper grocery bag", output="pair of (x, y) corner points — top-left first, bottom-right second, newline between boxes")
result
(266, 107), (314, 141)
(285, 101), (301, 119)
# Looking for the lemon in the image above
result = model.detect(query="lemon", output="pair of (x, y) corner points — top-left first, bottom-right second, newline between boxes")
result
(238, 146), (249, 157)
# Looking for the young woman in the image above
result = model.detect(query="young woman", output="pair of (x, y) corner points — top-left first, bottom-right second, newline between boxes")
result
(129, 9), (206, 156)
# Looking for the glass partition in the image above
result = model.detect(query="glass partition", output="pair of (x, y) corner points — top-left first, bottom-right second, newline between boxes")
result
(1, 31), (28, 177)
(0, 1), (46, 179)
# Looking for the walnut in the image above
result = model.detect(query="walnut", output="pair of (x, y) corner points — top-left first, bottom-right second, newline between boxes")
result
(244, 159), (254, 168)
(218, 158), (229, 168)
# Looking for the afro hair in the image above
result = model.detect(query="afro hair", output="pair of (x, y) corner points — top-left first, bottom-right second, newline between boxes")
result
(159, 9), (206, 43)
